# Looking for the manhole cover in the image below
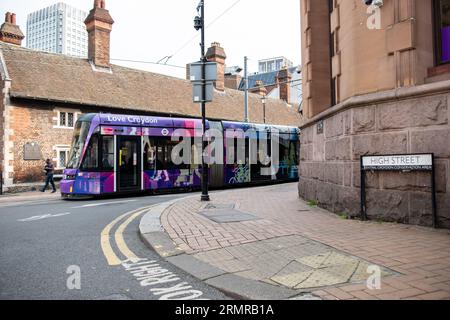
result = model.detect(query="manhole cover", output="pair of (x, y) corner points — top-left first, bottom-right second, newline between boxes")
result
(204, 203), (235, 210)
(200, 209), (260, 223)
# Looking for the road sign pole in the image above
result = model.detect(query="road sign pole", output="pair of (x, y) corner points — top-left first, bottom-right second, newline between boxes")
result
(200, 1), (210, 202)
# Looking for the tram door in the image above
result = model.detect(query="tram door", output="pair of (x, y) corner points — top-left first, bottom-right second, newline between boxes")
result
(117, 136), (141, 191)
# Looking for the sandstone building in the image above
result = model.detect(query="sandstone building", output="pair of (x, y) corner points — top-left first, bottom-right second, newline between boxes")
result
(299, 0), (450, 228)
(0, 1), (301, 192)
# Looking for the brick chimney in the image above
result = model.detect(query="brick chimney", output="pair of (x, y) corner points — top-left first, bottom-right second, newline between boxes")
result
(0, 12), (25, 45)
(206, 42), (227, 91)
(224, 73), (242, 90)
(276, 67), (292, 104)
(250, 80), (267, 96)
(85, 0), (114, 68)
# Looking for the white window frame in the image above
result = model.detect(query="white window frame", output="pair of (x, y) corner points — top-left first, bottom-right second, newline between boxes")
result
(53, 145), (71, 170)
(54, 109), (80, 129)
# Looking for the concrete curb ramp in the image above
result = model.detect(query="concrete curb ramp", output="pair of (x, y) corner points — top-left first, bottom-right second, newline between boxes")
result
(138, 196), (312, 300)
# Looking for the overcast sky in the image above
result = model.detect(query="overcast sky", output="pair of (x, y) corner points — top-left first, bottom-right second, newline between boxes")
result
(0, 0), (300, 79)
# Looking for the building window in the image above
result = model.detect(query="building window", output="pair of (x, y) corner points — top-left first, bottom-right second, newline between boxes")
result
(54, 146), (71, 169)
(435, 0), (450, 64)
(329, 2), (337, 106)
(56, 111), (78, 128)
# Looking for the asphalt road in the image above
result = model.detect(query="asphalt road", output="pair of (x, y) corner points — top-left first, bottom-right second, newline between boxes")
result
(0, 192), (230, 300)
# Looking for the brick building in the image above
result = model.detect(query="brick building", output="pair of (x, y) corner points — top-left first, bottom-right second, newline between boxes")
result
(0, 1), (301, 192)
(299, 0), (450, 228)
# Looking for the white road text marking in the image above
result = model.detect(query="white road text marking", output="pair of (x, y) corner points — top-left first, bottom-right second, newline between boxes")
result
(18, 212), (71, 222)
(71, 200), (137, 209)
(122, 258), (206, 300)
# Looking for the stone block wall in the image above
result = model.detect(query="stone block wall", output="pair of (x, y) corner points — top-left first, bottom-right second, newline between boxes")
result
(299, 92), (450, 228)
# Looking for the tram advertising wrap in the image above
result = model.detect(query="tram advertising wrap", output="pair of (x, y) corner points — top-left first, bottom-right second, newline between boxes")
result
(60, 113), (300, 197)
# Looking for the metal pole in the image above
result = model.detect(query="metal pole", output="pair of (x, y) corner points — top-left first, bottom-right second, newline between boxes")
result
(360, 157), (367, 221)
(244, 56), (249, 122)
(431, 154), (438, 228)
(200, 0), (210, 202)
(263, 100), (266, 124)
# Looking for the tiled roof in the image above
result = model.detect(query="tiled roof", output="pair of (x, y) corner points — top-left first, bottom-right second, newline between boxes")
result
(0, 42), (302, 126)
(239, 67), (299, 91)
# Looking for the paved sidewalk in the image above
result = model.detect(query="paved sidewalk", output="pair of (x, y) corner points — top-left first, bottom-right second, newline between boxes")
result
(0, 190), (61, 206)
(140, 183), (450, 300)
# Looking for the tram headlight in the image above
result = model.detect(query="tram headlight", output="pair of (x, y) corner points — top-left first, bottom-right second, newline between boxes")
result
(64, 174), (77, 181)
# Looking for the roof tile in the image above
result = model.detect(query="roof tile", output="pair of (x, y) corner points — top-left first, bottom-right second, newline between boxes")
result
(0, 43), (302, 126)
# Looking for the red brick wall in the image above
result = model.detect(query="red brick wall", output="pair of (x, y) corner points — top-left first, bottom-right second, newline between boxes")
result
(9, 103), (76, 183)
(88, 27), (111, 68)
(0, 79), (4, 172)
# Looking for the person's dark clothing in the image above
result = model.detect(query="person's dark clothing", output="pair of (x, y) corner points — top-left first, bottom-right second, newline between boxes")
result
(44, 162), (55, 175)
(42, 162), (56, 192)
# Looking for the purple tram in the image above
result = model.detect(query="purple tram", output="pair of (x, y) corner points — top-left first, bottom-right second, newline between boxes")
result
(60, 113), (300, 197)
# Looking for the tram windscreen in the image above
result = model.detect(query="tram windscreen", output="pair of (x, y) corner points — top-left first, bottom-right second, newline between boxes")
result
(66, 121), (92, 169)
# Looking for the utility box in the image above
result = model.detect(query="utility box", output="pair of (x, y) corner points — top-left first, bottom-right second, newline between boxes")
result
(189, 61), (217, 82)
(193, 82), (214, 103)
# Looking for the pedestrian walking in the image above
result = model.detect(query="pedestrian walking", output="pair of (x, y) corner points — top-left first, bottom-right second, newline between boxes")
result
(41, 158), (57, 193)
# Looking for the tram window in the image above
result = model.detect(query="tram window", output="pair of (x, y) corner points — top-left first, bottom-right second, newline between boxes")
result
(226, 138), (247, 165)
(155, 144), (164, 169)
(192, 141), (202, 167)
(289, 140), (299, 166)
(169, 138), (189, 169)
(81, 134), (99, 170)
(102, 136), (114, 171)
(143, 137), (155, 171)
(258, 137), (271, 165)
(153, 138), (179, 170)
(279, 134), (291, 164)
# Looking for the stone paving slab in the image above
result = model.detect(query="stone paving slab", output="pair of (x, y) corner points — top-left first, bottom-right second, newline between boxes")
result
(140, 231), (184, 258)
(193, 235), (397, 290)
(166, 254), (227, 281)
(200, 209), (261, 223)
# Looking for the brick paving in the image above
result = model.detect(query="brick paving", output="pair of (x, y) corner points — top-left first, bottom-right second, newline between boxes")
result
(160, 183), (450, 300)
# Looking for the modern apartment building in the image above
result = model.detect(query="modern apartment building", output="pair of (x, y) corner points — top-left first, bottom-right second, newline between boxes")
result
(26, 2), (88, 58)
(258, 57), (294, 73)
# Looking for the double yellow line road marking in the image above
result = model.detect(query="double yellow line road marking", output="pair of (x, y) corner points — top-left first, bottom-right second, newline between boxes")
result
(100, 206), (155, 266)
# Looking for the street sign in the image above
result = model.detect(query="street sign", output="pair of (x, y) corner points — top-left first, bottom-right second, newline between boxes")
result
(361, 154), (433, 171)
(189, 61), (217, 82)
(192, 82), (214, 103)
(360, 153), (437, 228)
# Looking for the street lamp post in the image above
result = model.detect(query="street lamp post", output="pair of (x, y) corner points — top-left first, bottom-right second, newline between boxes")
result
(262, 94), (266, 124)
(194, 1), (210, 202)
